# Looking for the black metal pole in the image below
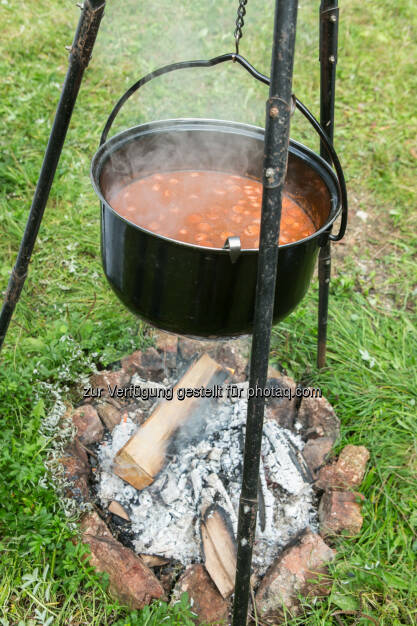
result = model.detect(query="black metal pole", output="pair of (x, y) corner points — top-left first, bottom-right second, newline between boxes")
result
(317, 0), (338, 368)
(0, 0), (105, 352)
(232, 1), (298, 623)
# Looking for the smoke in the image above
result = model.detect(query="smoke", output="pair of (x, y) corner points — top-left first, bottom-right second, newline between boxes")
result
(92, 0), (277, 131)
(90, 1), (325, 244)
(101, 121), (262, 190)
(90, 0), (323, 151)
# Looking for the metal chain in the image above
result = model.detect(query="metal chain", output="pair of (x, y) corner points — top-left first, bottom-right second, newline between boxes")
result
(234, 0), (248, 55)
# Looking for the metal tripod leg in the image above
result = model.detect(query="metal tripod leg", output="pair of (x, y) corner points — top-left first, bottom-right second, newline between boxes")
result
(232, 1), (299, 623)
(317, 0), (339, 368)
(0, 0), (106, 352)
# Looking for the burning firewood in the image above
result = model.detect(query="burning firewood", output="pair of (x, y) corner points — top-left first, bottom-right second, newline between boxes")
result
(201, 505), (237, 598)
(113, 354), (227, 490)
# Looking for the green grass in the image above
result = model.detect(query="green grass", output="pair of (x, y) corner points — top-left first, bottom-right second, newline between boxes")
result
(270, 290), (417, 624)
(1, 0), (416, 624)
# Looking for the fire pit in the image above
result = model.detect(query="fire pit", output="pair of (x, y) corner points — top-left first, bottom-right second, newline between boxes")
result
(57, 335), (369, 623)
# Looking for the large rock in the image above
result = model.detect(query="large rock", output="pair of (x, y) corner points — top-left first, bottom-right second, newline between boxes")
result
(297, 394), (340, 443)
(177, 337), (250, 382)
(216, 338), (250, 382)
(90, 369), (131, 396)
(319, 490), (365, 537)
(265, 367), (298, 430)
(97, 402), (122, 432)
(256, 529), (335, 622)
(302, 437), (333, 477)
(59, 439), (90, 502)
(177, 337), (219, 362)
(81, 512), (164, 609)
(316, 445), (370, 490)
(122, 347), (165, 381)
(71, 405), (104, 445)
(172, 564), (230, 625)
(82, 511), (111, 537)
(154, 330), (178, 370)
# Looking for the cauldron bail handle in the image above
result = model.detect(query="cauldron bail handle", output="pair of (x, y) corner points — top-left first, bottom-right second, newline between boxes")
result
(294, 97), (348, 242)
(99, 52), (347, 241)
(223, 236), (242, 264)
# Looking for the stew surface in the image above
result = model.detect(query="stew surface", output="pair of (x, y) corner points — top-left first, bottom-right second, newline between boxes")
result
(110, 170), (316, 248)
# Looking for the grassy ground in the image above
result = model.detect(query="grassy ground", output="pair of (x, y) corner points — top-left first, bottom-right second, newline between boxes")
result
(0, 0), (416, 624)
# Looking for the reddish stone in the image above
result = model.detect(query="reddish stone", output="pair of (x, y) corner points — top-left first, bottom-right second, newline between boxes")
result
(172, 564), (230, 625)
(97, 403), (122, 432)
(177, 337), (202, 361)
(215, 338), (250, 381)
(265, 367), (298, 430)
(177, 337), (250, 382)
(302, 437), (333, 476)
(177, 337), (219, 362)
(70, 437), (89, 464)
(60, 440), (90, 501)
(127, 406), (145, 426)
(90, 369), (131, 396)
(154, 330), (178, 352)
(122, 347), (165, 381)
(121, 351), (142, 376)
(316, 445), (370, 490)
(71, 405), (104, 445)
(335, 445), (370, 486)
(81, 512), (164, 609)
(256, 529), (335, 621)
(81, 511), (112, 538)
(154, 331), (178, 369)
(298, 394), (340, 443)
(140, 347), (166, 381)
(319, 490), (365, 537)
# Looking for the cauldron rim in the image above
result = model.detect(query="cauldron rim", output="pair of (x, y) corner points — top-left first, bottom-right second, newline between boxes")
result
(91, 117), (341, 253)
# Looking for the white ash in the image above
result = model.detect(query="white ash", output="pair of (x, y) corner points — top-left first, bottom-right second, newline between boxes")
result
(96, 396), (317, 576)
(97, 417), (137, 502)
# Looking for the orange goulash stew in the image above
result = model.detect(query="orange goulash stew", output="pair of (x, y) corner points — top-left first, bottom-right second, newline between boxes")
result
(110, 170), (316, 248)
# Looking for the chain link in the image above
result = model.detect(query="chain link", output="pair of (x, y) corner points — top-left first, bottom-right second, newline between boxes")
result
(234, 0), (248, 55)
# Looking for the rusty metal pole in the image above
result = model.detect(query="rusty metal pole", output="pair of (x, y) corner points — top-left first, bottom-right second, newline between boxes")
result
(0, 0), (105, 351)
(232, 1), (298, 623)
(317, 0), (339, 368)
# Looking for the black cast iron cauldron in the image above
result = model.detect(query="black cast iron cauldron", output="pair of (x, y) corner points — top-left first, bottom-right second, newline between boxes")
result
(91, 117), (342, 337)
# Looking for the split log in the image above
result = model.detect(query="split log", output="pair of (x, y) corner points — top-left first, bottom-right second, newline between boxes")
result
(108, 501), (130, 521)
(201, 505), (237, 598)
(113, 353), (226, 490)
